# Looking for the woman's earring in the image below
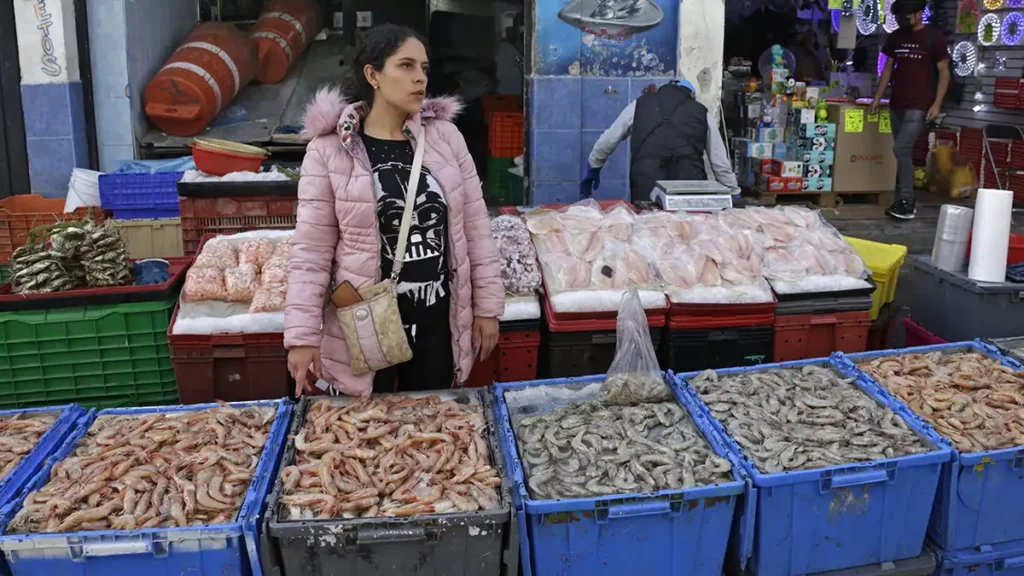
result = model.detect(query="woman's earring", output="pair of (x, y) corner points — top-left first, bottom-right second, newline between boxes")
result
(372, 83), (379, 89)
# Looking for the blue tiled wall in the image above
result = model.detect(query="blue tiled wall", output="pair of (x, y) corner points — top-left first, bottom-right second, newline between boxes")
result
(529, 76), (674, 205)
(21, 82), (90, 198)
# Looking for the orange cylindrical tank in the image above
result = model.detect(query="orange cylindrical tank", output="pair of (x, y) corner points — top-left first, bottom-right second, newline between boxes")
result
(251, 0), (320, 84)
(144, 23), (257, 137)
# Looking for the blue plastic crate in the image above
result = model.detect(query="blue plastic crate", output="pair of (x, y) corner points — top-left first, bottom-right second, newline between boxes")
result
(674, 357), (952, 576)
(0, 399), (292, 576)
(0, 405), (84, 512)
(0, 405), (85, 576)
(98, 172), (182, 218)
(933, 538), (1024, 576)
(838, 341), (1024, 552)
(493, 374), (745, 576)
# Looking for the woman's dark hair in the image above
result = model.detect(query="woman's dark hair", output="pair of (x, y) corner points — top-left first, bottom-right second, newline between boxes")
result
(342, 24), (429, 104)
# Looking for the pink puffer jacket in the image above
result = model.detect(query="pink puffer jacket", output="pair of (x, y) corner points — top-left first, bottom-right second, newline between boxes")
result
(284, 87), (504, 395)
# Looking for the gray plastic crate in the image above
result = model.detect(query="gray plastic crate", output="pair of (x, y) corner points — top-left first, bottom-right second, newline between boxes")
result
(259, 391), (516, 576)
(989, 336), (1024, 365)
(896, 255), (1024, 342)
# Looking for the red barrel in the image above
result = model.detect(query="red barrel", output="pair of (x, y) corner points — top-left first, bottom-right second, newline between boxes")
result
(251, 0), (320, 84)
(144, 23), (257, 137)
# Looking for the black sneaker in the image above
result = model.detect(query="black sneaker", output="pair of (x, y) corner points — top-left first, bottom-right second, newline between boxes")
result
(886, 199), (916, 220)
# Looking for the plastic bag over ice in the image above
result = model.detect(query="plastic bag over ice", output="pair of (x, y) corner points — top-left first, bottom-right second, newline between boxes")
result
(600, 289), (671, 406)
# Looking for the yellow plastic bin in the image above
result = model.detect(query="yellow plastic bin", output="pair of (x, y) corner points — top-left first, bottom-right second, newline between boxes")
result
(844, 236), (908, 320)
(112, 218), (184, 259)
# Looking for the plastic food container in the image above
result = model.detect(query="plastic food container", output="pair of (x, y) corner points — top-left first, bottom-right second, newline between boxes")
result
(676, 358), (951, 576)
(191, 138), (268, 176)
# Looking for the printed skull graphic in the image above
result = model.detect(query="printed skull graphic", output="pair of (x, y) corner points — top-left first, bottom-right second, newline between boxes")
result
(373, 162), (449, 307)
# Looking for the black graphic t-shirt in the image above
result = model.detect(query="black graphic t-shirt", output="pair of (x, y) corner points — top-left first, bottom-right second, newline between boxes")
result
(362, 131), (451, 347)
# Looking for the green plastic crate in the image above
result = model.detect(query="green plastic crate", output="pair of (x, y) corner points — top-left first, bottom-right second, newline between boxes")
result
(0, 294), (180, 409)
(485, 157), (520, 206)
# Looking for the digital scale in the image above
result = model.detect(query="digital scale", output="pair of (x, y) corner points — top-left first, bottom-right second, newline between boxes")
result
(650, 180), (734, 211)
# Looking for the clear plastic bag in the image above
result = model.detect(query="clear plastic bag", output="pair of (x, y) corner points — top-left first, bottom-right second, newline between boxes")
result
(224, 264), (258, 302)
(543, 254), (592, 290)
(249, 283), (287, 313)
(194, 242), (238, 269)
(238, 239), (274, 268)
(183, 267), (227, 302)
(261, 257), (289, 285)
(272, 237), (292, 260)
(600, 289), (671, 406)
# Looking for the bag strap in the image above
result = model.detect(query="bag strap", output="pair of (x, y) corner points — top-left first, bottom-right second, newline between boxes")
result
(390, 130), (426, 281)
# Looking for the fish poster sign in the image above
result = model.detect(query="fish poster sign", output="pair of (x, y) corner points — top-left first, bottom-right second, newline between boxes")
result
(534, 0), (679, 77)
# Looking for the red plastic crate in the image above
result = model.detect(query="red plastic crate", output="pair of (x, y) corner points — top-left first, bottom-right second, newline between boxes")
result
(179, 195), (298, 255)
(482, 94), (522, 122)
(667, 296), (777, 330)
(542, 281), (667, 330)
(498, 200), (637, 216)
(772, 309), (871, 362)
(488, 112), (524, 158)
(1009, 172), (1024, 203)
(464, 328), (540, 387)
(966, 231), (1024, 264)
(0, 195), (109, 264)
(902, 318), (945, 347)
(167, 234), (290, 403)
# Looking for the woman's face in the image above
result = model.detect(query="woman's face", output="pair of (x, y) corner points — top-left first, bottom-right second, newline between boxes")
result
(364, 38), (429, 115)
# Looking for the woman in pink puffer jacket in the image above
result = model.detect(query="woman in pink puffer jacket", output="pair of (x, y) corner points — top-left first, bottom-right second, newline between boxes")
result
(285, 25), (504, 397)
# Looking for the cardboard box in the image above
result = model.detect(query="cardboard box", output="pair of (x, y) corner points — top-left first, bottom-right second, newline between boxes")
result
(797, 136), (835, 151)
(803, 163), (833, 179)
(743, 141), (773, 159)
(806, 86), (821, 104)
(771, 68), (789, 82)
(766, 160), (803, 177)
(801, 123), (837, 138)
(760, 159), (774, 174)
(802, 177), (833, 192)
(827, 102), (897, 193)
(758, 127), (784, 143)
(758, 175), (803, 193)
(797, 150), (835, 164)
(772, 143), (789, 159)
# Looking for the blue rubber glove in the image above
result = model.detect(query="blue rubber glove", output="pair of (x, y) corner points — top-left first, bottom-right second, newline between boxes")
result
(580, 165), (602, 199)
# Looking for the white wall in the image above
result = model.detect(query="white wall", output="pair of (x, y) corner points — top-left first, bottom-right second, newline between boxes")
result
(14, 0), (79, 83)
(678, 0), (725, 122)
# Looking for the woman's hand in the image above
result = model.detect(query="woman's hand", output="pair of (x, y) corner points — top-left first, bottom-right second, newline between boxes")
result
(473, 317), (499, 360)
(287, 346), (321, 397)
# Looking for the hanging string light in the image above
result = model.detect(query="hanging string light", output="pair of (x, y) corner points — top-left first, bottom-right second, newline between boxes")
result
(883, 0), (900, 32)
(877, 52), (887, 76)
(831, 9), (842, 32)
(958, 0), (980, 33)
(1001, 12), (1024, 44)
(984, 0), (1004, 9)
(923, 4), (932, 22)
(858, 0), (879, 34)
(979, 13), (1001, 45)
(1009, 0), (1024, 9)
(952, 41), (978, 75)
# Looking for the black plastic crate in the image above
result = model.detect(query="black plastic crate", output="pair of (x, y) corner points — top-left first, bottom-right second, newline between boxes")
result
(775, 294), (875, 316)
(259, 391), (516, 576)
(662, 325), (773, 372)
(540, 327), (664, 378)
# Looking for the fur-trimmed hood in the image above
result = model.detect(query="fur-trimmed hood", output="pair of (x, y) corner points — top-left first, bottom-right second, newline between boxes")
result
(300, 85), (464, 138)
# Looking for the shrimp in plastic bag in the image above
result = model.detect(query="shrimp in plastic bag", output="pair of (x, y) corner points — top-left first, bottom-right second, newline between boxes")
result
(249, 283), (287, 313)
(600, 289), (672, 406)
(238, 239), (274, 268)
(193, 243), (238, 269)
(183, 267), (227, 302)
(224, 264), (259, 302)
(272, 238), (292, 260)
(261, 257), (289, 285)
